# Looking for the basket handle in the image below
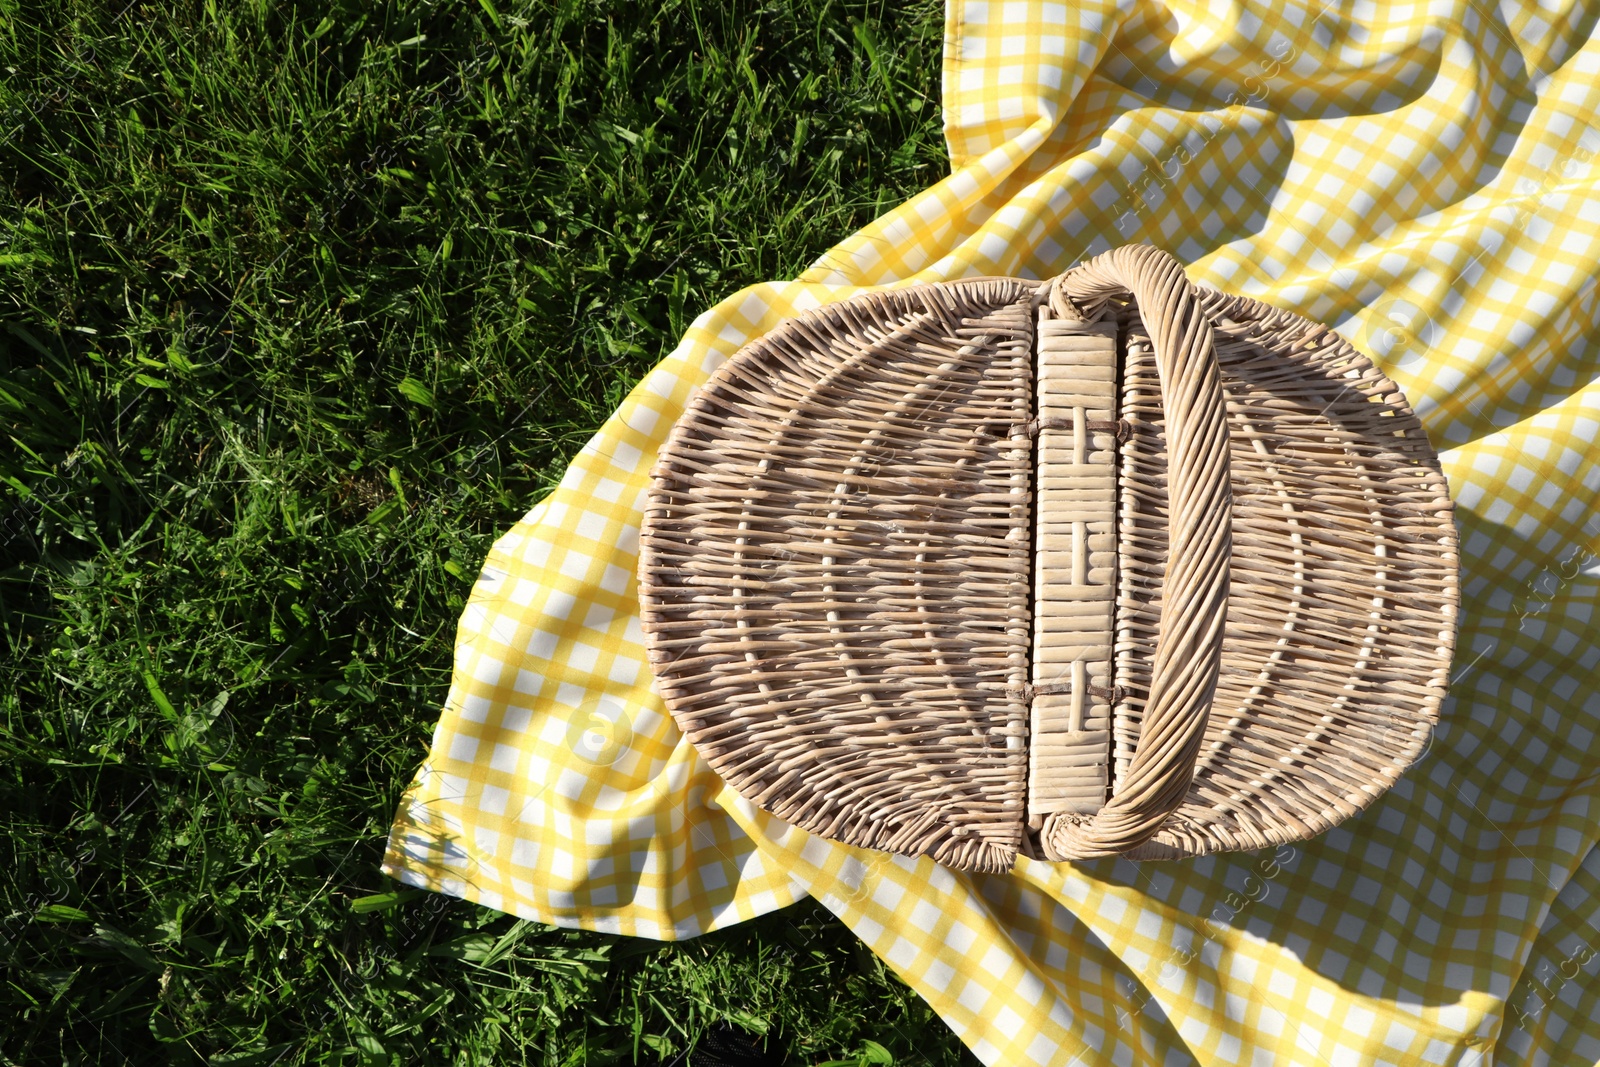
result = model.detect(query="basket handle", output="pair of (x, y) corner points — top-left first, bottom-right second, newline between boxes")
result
(1042, 243), (1232, 858)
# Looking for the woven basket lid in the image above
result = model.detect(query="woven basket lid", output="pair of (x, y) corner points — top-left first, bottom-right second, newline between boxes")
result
(637, 243), (1459, 872)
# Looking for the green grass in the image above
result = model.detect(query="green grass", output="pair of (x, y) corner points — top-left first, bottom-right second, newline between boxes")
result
(0, 0), (983, 1062)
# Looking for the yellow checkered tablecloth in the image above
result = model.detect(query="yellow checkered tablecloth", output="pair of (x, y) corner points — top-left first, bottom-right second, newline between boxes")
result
(383, 2), (1600, 1062)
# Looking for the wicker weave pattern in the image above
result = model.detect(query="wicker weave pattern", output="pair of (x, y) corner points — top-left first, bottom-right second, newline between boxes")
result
(639, 241), (1459, 873)
(1069, 287), (1459, 860)
(638, 279), (1038, 873)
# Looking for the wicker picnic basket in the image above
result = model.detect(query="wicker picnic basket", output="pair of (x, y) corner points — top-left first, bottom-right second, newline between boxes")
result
(636, 242), (1459, 873)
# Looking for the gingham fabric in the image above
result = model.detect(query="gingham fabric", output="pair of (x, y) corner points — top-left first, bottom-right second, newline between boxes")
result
(383, 1), (1600, 1062)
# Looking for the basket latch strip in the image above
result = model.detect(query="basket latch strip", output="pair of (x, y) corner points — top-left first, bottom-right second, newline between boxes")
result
(1028, 312), (1119, 819)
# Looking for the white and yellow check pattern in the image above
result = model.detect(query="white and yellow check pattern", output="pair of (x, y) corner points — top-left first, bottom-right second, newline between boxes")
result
(385, 1), (1600, 1061)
